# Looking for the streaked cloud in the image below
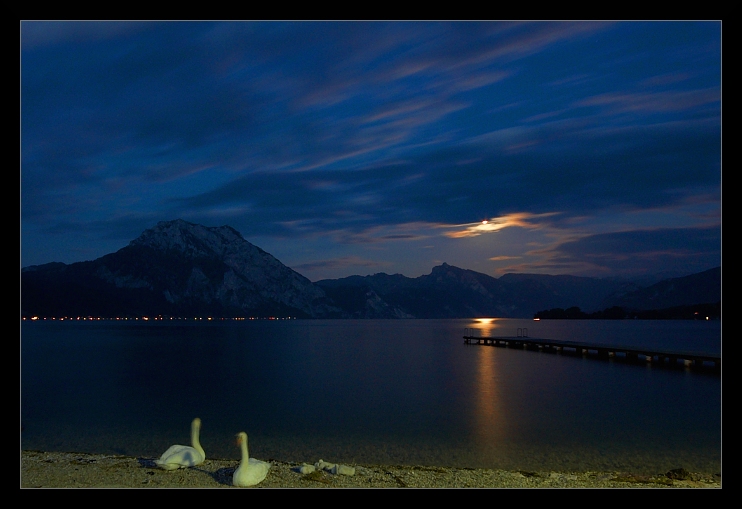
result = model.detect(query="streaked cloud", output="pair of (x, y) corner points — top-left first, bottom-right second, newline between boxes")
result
(21, 21), (721, 280)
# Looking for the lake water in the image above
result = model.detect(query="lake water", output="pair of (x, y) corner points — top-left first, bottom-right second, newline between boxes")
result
(20, 318), (721, 474)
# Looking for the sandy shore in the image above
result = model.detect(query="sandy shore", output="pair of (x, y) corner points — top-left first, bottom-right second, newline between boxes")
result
(21, 450), (721, 488)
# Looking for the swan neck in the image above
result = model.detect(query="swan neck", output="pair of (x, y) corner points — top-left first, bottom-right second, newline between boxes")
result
(191, 421), (204, 457)
(240, 435), (249, 465)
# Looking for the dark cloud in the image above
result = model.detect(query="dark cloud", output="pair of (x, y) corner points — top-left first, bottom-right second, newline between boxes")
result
(541, 226), (721, 277)
(292, 256), (391, 274)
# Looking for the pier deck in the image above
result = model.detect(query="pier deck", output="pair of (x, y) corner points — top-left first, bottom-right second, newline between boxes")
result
(463, 331), (720, 372)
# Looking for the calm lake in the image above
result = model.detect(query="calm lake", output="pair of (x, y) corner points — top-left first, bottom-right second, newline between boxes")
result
(20, 318), (721, 474)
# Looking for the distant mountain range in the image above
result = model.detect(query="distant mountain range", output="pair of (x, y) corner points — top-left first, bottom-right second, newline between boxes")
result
(21, 219), (721, 319)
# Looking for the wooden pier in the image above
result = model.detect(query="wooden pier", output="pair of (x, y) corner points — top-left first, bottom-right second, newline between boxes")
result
(463, 328), (720, 372)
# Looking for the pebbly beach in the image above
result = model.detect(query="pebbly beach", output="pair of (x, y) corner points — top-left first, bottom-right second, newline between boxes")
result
(21, 450), (721, 488)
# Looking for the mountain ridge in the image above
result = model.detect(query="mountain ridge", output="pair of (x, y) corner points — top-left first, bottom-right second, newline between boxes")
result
(21, 219), (721, 319)
(22, 219), (340, 318)
(315, 264), (720, 319)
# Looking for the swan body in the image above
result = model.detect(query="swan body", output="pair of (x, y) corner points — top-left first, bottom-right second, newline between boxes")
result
(155, 418), (205, 470)
(233, 432), (270, 487)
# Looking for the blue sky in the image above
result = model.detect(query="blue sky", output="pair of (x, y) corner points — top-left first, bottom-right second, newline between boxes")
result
(21, 21), (721, 281)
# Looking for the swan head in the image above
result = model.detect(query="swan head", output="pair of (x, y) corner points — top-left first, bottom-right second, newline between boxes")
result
(236, 432), (247, 445)
(192, 417), (201, 429)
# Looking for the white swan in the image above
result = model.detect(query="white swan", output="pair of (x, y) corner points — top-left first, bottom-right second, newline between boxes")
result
(232, 432), (271, 487)
(155, 417), (205, 470)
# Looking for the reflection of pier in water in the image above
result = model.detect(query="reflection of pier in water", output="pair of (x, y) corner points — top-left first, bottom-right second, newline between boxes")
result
(463, 327), (720, 373)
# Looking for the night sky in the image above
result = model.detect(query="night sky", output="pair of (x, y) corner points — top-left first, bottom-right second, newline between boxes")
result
(21, 21), (721, 282)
